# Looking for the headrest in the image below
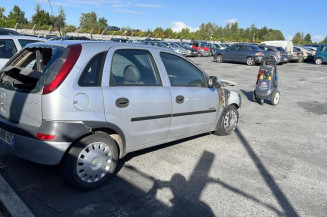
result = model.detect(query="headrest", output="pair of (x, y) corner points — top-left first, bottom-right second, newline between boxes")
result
(124, 65), (141, 82)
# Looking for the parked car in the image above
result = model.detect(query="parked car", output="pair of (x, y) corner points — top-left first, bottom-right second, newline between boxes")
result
(192, 40), (211, 57)
(213, 43), (267, 66)
(166, 41), (187, 55)
(289, 47), (304, 62)
(63, 36), (91, 41)
(257, 45), (288, 64)
(259, 40), (293, 55)
(314, 44), (327, 64)
(0, 40), (242, 190)
(0, 28), (22, 36)
(0, 35), (45, 69)
(294, 45), (313, 61)
(214, 43), (228, 50)
(175, 42), (197, 57)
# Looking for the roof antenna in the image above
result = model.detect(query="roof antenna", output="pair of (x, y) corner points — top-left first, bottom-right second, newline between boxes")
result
(46, 0), (63, 41)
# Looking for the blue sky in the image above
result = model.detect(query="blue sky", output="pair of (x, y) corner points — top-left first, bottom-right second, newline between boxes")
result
(1, 0), (326, 42)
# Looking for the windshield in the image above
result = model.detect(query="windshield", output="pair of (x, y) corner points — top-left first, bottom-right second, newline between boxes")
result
(199, 42), (208, 47)
(168, 42), (179, 48)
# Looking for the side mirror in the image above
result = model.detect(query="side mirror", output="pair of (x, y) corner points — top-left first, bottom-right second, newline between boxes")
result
(208, 76), (220, 88)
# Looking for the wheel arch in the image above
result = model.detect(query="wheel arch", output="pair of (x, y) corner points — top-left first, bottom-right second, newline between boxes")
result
(62, 121), (126, 163)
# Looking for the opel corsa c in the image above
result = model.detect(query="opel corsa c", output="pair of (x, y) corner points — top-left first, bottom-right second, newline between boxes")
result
(0, 41), (242, 190)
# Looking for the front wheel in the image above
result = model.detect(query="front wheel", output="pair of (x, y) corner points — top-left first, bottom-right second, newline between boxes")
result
(61, 132), (118, 191)
(315, 58), (323, 65)
(246, 57), (255, 66)
(252, 91), (257, 102)
(214, 105), (239, 136)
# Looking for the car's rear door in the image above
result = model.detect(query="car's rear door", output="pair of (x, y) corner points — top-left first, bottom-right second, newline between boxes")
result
(159, 52), (218, 139)
(102, 47), (172, 149)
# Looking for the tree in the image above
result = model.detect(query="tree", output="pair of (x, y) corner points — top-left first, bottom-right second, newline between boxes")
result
(31, 4), (51, 27)
(0, 7), (6, 20)
(79, 11), (97, 30)
(319, 36), (327, 44)
(98, 17), (108, 31)
(8, 5), (28, 24)
(304, 33), (312, 44)
(56, 6), (66, 29)
(292, 32), (304, 45)
(153, 27), (164, 38)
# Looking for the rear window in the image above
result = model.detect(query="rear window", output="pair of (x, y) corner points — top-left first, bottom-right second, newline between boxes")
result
(0, 45), (66, 93)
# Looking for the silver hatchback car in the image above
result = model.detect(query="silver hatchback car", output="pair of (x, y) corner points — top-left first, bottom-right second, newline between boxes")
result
(0, 41), (242, 190)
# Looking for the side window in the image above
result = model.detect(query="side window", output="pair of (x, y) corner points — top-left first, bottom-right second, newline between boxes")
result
(193, 41), (199, 47)
(18, 39), (42, 48)
(0, 39), (17, 59)
(110, 49), (161, 86)
(79, 52), (106, 87)
(160, 52), (206, 87)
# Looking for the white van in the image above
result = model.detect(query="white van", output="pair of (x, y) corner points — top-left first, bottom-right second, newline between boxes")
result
(259, 40), (293, 55)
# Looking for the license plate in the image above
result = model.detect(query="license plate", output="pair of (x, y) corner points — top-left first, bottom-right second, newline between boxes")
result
(284, 58), (287, 61)
(0, 128), (13, 145)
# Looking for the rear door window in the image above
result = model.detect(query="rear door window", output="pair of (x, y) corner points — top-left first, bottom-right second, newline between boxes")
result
(0, 39), (17, 59)
(110, 49), (161, 86)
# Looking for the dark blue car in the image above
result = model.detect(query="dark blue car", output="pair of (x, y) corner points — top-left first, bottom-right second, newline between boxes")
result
(213, 43), (268, 66)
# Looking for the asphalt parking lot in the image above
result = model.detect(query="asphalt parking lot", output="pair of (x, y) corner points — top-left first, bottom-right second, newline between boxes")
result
(0, 57), (327, 217)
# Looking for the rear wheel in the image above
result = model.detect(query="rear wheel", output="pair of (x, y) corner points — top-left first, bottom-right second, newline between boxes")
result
(252, 91), (257, 102)
(214, 105), (239, 136)
(315, 58), (323, 65)
(246, 57), (255, 66)
(271, 91), (280, 105)
(216, 54), (223, 63)
(61, 132), (118, 191)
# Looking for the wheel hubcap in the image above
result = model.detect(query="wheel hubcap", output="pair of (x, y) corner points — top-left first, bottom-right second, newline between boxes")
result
(247, 58), (254, 65)
(274, 92), (280, 104)
(76, 142), (112, 183)
(223, 110), (238, 132)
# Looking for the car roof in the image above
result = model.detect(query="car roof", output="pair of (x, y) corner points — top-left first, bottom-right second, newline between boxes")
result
(0, 28), (23, 36)
(0, 35), (46, 41)
(25, 40), (179, 53)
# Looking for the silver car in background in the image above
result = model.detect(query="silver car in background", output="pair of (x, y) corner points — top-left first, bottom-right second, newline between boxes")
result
(166, 41), (187, 55)
(258, 45), (288, 64)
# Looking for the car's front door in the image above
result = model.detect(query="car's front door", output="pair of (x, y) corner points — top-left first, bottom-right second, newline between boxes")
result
(102, 48), (172, 149)
(159, 52), (218, 139)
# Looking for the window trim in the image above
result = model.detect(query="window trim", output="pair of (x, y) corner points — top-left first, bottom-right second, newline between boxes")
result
(78, 51), (107, 87)
(109, 48), (163, 87)
(160, 51), (208, 88)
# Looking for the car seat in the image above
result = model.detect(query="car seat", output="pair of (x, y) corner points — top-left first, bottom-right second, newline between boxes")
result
(124, 65), (144, 85)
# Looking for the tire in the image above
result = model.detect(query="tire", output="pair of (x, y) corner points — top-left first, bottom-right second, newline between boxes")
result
(246, 57), (255, 66)
(315, 58), (323, 65)
(270, 90), (280, 106)
(259, 99), (264, 105)
(61, 132), (118, 191)
(214, 105), (239, 136)
(252, 91), (257, 102)
(216, 54), (223, 63)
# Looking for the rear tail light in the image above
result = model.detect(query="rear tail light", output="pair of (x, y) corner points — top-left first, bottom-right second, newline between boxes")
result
(36, 133), (56, 140)
(255, 52), (264, 56)
(43, 44), (82, 95)
(306, 52), (309, 55)
(315, 50), (317, 56)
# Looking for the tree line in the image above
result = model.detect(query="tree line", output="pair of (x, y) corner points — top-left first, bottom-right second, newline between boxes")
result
(1, 5), (327, 44)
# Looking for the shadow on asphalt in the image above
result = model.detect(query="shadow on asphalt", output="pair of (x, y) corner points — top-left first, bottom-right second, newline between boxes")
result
(0, 130), (298, 216)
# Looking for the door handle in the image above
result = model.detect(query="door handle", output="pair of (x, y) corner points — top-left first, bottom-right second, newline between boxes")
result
(115, 98), (129, 108)
(176, 95), (184, 104)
